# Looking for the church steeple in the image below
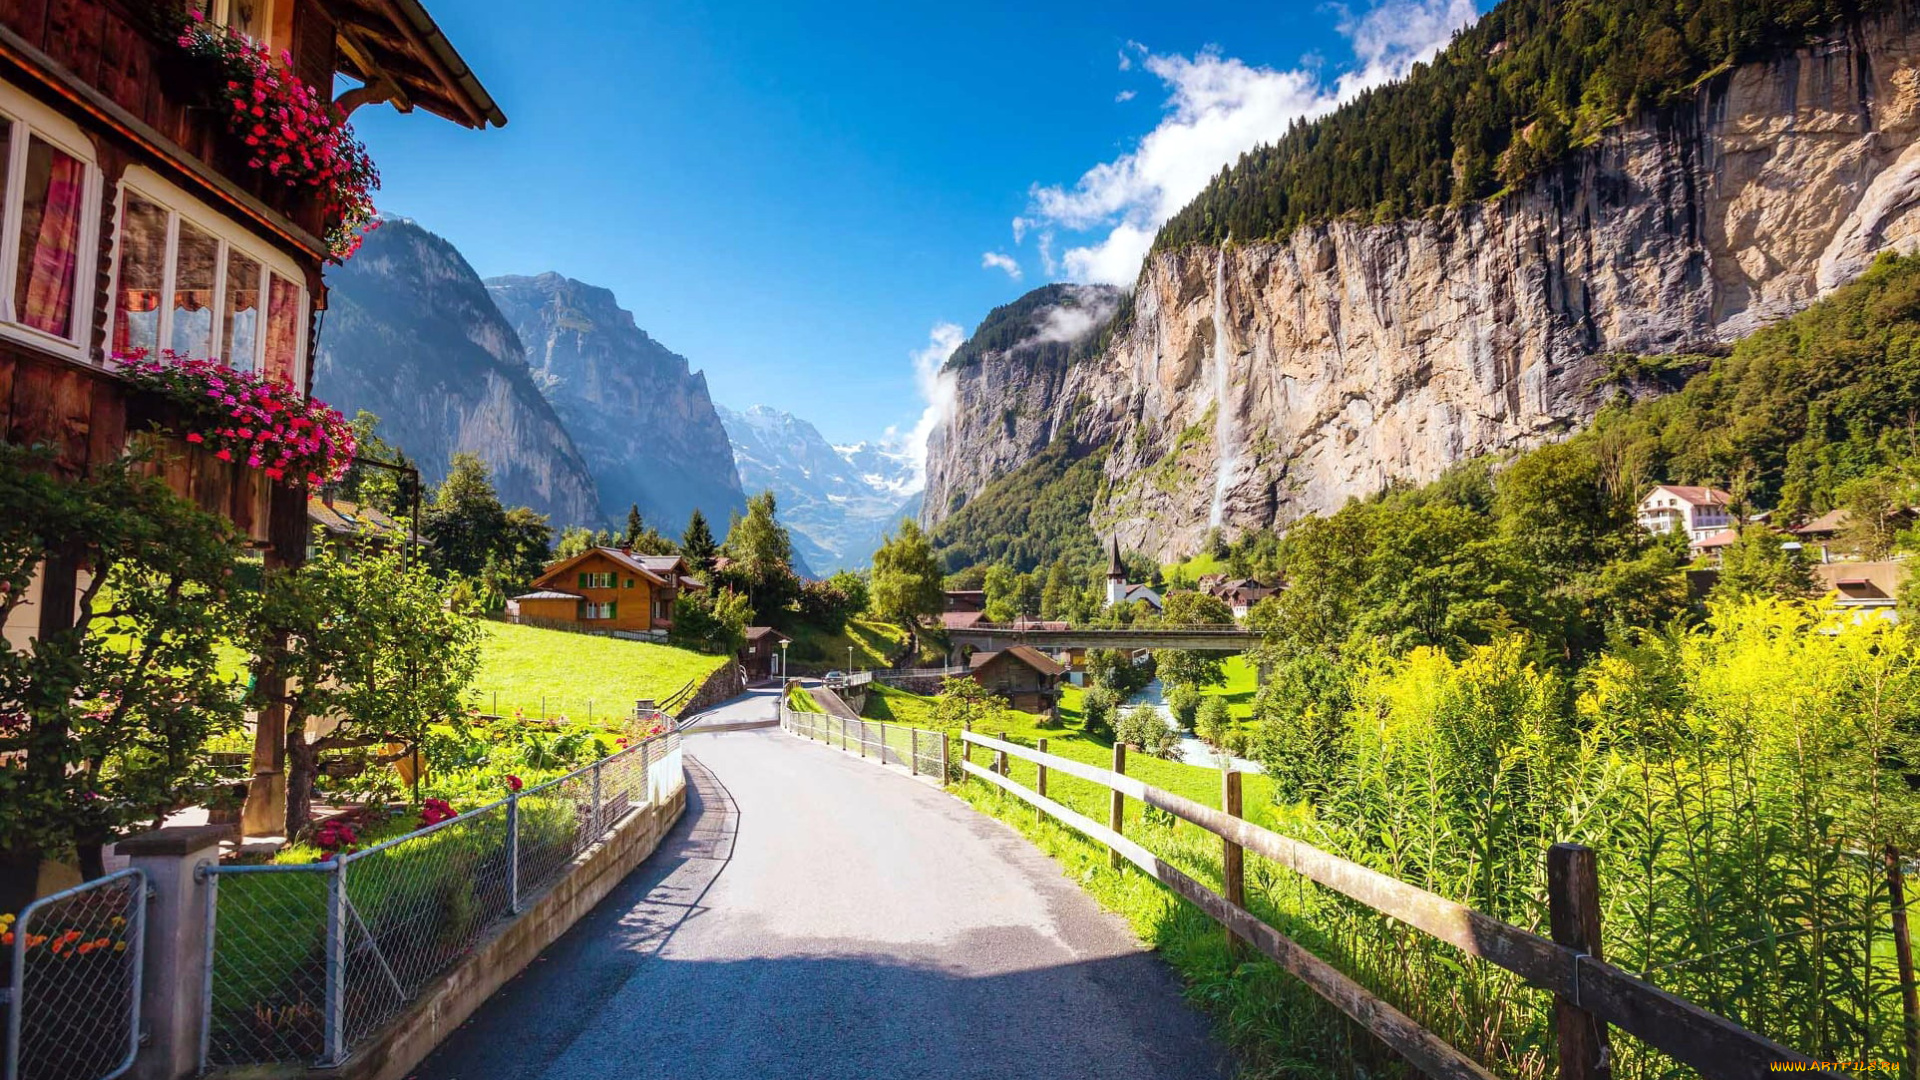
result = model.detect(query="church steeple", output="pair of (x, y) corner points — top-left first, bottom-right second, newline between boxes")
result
(1107, 535), (1125, 580)
(1105, 536), (1127, 607)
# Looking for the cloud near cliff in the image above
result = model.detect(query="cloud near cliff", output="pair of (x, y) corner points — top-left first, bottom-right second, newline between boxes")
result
(885, 322), (966, 490)
(1021, 0), (1476, 286)
(981, 251), (1023, 280)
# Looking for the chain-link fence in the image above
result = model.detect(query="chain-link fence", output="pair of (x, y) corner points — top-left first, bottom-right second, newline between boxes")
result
(780, 705), (950, 780)
(4, 869), (146, 1080)
(201, 730), (684, 1070)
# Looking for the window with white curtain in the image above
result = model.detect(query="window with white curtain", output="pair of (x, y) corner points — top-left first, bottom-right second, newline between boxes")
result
(0, 85), (101, 356)
(110, 178), (308, 383)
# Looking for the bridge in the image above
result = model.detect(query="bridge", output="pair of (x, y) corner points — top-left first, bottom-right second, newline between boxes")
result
(947, 622), (1264, 652)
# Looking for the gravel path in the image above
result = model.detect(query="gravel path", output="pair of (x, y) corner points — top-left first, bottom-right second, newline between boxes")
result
(412, 694), (1229, 1080)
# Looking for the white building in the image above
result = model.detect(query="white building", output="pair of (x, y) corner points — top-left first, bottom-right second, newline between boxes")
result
(1104, 537), (1164, 611)
(1637, 485), (1735, 541)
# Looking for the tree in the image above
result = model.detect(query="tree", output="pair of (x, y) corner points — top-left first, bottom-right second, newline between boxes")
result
(622, 503), (677, 555)
(424, 453), (510, 578)
(871, 518), (943, 651)
(721, 491), (797, 615)
(555, 524), (613, 560)
(254, 544), (481, 831)
(681, 508), (718, 573)
(984, 564), (1040, 622)
(1164, 682), (1203, 729)
(671, 586), (752, 655)
(930, 676), (1006, 734)
(1712, 525), (1815, 602)
(1, 448), (250, 910)
(1158, 592), (1235, 688)
(335, 410), (418, 517)
(1195, 696), (1233, 748)
(1114, 705), (1179, 759)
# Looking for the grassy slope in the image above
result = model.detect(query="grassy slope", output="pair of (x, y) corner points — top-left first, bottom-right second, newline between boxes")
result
(473, 622), (728, 720)
(787, 617), (932, 670)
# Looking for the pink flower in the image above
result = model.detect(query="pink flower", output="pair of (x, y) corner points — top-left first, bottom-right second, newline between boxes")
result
(184, 432), (204, 444)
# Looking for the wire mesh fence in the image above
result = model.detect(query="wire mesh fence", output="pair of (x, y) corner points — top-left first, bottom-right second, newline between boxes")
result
(3, 869), (146, 1080)
(779, 705), (951, 780)
(202, 730), (684, 1070)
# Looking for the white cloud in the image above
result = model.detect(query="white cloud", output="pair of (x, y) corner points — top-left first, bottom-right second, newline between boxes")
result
(1024, 0), (1476, 286)
(1031, 286), (1124, 345)
(883, 322), (966, 490)
(1115, 89), (1137, 103)
(981, 251), (1023, 280)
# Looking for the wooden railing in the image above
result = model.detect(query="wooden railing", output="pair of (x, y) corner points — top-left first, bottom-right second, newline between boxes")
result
(957, 730), (1843, 1080)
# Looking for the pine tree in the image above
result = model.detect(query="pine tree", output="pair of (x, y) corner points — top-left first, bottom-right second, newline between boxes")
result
(682, 508), (718, 572)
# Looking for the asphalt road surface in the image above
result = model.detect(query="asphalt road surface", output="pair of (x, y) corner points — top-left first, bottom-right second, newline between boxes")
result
(414, 690), (1230, 1080)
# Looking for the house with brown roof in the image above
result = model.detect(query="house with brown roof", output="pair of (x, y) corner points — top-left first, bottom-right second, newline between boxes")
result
(970, 645), (1066, 714)
(740, 626), (792, 681)
(306, 495), (417, 558)
(509, 547), (704, 637)
(1637, 485), (1736, 541)
(944, 590), (986, 613)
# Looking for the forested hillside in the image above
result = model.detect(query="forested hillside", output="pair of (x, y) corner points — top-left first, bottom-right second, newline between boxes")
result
(929, 441), (1107, 573)
(1156, 0), (1886, 249)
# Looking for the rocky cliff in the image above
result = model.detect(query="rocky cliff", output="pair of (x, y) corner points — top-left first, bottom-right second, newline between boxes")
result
(486, 274), (746, 531)
(313, 219), (602, 525)
(924, 7), (1920, 561)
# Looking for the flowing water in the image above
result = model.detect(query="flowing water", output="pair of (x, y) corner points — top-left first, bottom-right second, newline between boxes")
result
(1208, 250), (1240, 529)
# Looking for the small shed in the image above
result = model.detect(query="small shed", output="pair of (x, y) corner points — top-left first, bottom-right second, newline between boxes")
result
(740, 626), (792, 681)
(970, 645), (1067, 714)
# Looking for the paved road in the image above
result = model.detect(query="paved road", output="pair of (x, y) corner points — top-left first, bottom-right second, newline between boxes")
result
(415, 692), (1228, 1080)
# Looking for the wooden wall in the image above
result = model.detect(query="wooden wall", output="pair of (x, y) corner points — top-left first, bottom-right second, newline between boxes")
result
(0, 0), (334, 239)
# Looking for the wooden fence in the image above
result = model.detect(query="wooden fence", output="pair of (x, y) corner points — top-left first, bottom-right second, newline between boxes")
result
(957, 730), (1846, 1080)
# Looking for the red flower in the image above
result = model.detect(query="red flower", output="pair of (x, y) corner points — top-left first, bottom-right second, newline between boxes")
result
(214, 448), (232, 462)
(505, 775), (523, 792)
(184, 432), (204, 444)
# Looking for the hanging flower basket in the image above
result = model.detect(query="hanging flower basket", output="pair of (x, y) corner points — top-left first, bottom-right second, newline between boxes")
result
(173, 11), (380, 262)
(113, 349), (357, 486)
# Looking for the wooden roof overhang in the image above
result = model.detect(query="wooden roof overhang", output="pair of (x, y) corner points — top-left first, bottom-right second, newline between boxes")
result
(326, 0), (507, 129)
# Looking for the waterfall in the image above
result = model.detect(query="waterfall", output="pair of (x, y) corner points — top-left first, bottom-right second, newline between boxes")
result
(1208, 250), (1239, 529)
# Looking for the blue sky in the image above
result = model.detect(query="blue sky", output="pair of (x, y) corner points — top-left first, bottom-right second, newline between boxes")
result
(345, 0), (1482, 459)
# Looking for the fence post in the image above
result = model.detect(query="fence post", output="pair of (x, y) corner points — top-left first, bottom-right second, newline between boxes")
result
(1036, 738), (1049, 826)
(910, 728), (920, 775)
(1109, 743), (1127, 871)
(1888, 845), (1919, 1080)
(962, 722), (972, 772)
(940, 729), (950, 783)
(1222, 769), (1246, 958)
(117, 824), (229, 1080)
(507, 791), (521, 914)
(591, 761), (604, 836)
(324, 858), (347, 1067)
(1547, 843), (1611, 1080)
(995, 733), (1008, 777)
(879, 721), (889, 765)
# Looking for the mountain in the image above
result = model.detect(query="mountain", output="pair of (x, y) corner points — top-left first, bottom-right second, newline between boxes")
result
(485, 274), (746, 533)
(718, 405), (919, 574)
(924, 3), (1920, 563)
(313, 219), (601, 525)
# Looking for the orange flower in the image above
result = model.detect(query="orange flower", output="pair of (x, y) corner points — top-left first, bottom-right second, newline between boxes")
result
(1, 931), (12, 946)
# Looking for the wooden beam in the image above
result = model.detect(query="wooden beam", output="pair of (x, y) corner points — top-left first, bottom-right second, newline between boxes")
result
(962, 759), (1500, 1080)
(960, 731), (1842, 1079)
(371, 0), (484, 128)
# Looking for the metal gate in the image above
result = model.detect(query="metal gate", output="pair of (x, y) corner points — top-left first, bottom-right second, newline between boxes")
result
(2, 869), (147, 1080)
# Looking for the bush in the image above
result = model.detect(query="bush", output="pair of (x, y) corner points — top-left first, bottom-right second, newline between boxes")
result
(1114, 705), (1179, 760)
(1194, 696), (1232, 747)
(1164, 683), (1202, 730)
(1081, 687), (1120, 736)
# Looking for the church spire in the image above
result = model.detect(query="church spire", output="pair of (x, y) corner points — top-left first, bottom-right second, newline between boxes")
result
(1107, 535), (1125, 579)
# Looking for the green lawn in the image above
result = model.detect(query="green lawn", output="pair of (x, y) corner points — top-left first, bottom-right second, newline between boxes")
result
(472, 622), (729, 721)
(1159, 551), (1226, 588)
(1203, 655), (1260, 731)
(787, 617), (939, 671)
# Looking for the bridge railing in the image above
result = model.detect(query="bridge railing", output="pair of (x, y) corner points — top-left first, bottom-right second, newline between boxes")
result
(780, 702), (949, 780)
(958, 730), (1844, 1080)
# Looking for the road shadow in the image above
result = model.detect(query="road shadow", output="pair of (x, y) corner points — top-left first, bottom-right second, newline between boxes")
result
(413, 755), (1230, 1080)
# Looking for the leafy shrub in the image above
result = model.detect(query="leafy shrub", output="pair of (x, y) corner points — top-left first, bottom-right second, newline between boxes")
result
(1194, 696), (1232, 747)
(1113, 705), (1179, 760)
(1080, 687), (1120, 736)
(1163, 683), (1202, 730)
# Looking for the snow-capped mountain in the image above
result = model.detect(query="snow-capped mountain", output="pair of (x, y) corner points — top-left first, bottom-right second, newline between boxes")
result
(718, 404), (920, 574)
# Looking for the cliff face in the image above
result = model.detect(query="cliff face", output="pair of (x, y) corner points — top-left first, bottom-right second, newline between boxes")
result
(486, 273), (746, 531)
(313, 220), (602, 526)
(924, 8), (1920, 560)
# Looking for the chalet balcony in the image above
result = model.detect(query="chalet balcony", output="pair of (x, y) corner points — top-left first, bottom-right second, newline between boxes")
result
(0, 0), (330, 242)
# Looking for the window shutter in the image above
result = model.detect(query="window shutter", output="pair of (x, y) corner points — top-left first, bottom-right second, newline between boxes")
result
(577, 572), (586, 588)
(610, 600), (617, 620)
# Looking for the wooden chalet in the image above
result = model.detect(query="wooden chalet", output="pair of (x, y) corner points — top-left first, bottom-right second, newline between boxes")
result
(510, 547), (706, 638)
(0, 0), (503, 834)
(739, 625), (790, 681)
(970, 644), (1066, 714)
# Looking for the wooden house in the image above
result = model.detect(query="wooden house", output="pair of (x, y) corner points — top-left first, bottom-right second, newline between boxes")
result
(510, 547), (705, 637)
(969, 645), (1066, 714)
(739, 625), (790, 681)
(0, 0), (503, 836)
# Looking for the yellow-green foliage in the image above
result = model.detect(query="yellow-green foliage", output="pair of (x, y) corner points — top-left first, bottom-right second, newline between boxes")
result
(787, 617), (923, 670)
(961, 598), (1920, 1079)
